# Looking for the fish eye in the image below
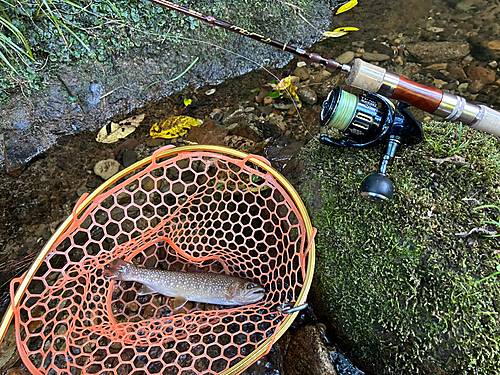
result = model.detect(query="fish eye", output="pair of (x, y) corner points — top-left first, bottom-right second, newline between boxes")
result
(246, 284), (255, 290)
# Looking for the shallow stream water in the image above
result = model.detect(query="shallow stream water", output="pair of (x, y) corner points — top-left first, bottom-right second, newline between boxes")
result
(1, 0), (500, 373)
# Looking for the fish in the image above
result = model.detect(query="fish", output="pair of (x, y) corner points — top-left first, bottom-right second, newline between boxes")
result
(103, 259), (265, 309)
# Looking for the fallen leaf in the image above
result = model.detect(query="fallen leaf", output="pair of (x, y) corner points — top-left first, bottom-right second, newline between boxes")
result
(323, 27), (359, 38)
(184, 98), (192, 106)
(427, 154), (471, 167)
(269, 76), (300, 102)
(150, 115), (202, 139)
(96, 114), (145, 144)
(335, 0), (358, 14)
(184, 119), (228, 146)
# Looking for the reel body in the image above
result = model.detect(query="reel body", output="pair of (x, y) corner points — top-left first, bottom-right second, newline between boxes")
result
(319, 87), (423, 200)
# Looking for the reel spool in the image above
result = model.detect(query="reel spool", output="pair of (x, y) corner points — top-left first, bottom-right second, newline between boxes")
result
(319, 87), (424, 201)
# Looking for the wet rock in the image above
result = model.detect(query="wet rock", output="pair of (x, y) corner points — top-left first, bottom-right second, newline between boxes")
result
(297, 87), (317, 105)
(447, 65), (468, 80)
(223, 108), (246, 128)
(0, 325), (20, 373)
(94, 159), (120, 180)
(282, 325), (337, 375)
(336, 51), (355, 64)
(114, 138), (139, 159)
(255, 88), (269, 103)
(361, 52), (391, 62)
(273, 102), (296, 110)
(426, 63), (448, 71)
(293, 66), (311, 81)
(467, 66), (496, 93)
(467, 36), (493, 61)
(145, 138), (165, 147)
(406, 42), (470, 63)
(314, 74), (346, 101)
(122, 149), (138, 168)
(224, 135), (264, 154)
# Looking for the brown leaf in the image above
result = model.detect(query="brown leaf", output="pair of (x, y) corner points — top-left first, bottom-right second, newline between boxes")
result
(184, 119), (228, 146)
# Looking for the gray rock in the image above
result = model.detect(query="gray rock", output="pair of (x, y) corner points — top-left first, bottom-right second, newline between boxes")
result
(336, 51), (355, 64)
(297, 87), (317, 105)
(406, 42), (470, 63)
(293, 66), (311, 81)
(361, 52), (391, 62)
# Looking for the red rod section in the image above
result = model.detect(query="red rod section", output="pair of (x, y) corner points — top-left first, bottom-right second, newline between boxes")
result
(147, 0), (343, 71)
(390, 76), (444, 113)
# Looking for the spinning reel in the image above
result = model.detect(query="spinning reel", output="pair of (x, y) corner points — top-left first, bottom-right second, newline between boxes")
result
(319, 87), (423, 201)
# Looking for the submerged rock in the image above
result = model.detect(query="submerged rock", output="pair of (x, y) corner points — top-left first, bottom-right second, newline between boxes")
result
(406, 42), (470, 63)
(298, 122), (500, 374)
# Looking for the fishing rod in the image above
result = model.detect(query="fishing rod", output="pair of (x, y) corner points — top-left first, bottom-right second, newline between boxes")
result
(148, 0), (500, 137)
(148, 0), (500, 200)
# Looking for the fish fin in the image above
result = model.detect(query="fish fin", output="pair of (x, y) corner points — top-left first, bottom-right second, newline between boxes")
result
(103, 259), (129, 279)
(137, 284), (157, 295)
(171, 295), (188, 310)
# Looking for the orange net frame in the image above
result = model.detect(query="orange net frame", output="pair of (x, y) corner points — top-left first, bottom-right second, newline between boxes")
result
(8, 145), (315, 375)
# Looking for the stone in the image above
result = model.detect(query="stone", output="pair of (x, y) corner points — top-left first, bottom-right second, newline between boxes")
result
(282, 325), (337, 375)
(336, 51), (355, 64)
(468, 37), (493, 61)
(487, 40), (500, 51)
(361, 52), (391, 62)
(293, 66), (311, 81)
(0, 325), (20, 373)
(145, 138), (165, 147)
(447, 66), (467, 80)
(122, 149), (138, 168)
(406, 42), (470, 63)
(426, 63), (448, 71)
(93, 159), (120, 180)
(255, 87), (269, 103)
(467, 66), (496, 93)
(297, 87), (317, 105)
(457, 82), (469, 92)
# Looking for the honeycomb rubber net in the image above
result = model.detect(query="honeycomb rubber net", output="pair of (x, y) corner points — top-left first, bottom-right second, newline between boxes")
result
(1, 145), (316, 375)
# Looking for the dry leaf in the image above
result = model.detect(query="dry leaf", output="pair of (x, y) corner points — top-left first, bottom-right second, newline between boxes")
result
(428, 155), (471, 167)
(184, 119), (228, 146)
(323, 27), (359, 38)
(96, 114), (145, 144)
(150, 115), (202, 139)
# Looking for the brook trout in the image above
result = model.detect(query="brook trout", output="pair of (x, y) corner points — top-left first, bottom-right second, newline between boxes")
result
(103, 259), (265, 308)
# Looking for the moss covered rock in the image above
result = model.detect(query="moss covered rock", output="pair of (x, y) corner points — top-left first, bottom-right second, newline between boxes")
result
(298, 122), (500, 374)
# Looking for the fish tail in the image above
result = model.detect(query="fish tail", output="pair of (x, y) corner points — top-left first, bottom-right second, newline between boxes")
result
(103, 258), (130, 279)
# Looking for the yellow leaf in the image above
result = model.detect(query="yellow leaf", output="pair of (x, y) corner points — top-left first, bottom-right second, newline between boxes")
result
(184, 98), (192, 106)
(276, 76), (300, 102)
(150, 115), (202, 139)
(335, 0), (358, 14)
(96, 114), (145, 144)
(323, 27), (359, 38)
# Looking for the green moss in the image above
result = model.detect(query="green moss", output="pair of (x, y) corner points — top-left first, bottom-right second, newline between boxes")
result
(300, 121), (500, 374)
(0, 0), (323, 99)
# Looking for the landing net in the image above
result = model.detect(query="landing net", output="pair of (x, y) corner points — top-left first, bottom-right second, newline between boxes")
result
(5, 145), (315, 375)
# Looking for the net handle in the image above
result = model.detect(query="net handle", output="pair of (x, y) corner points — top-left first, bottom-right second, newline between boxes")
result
(300, 227), (317, 281)
(151, 145), (176, 167)
(242, 154), (272, 167)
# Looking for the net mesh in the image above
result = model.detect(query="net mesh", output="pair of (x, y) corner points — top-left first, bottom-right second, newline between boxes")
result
(11, 147), (313, 375)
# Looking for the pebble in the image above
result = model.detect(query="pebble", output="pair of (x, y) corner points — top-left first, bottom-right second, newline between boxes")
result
(145, 138), (165, 147)
(426, 63), (448, 71)
(273, 102), (296, 110)
(362, 52), (391, 62)
(122, 149), (138, 167)
(293, 66), (311, 81)
(405, 42), (470, 63)
(467, 66), (497, 93)
(336, 51), (355, 64)
(93, 159), (120, 180)
(297, 87), (317, 105)
(458, 82), (469, 92)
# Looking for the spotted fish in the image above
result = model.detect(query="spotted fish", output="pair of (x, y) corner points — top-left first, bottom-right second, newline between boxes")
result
(103, 259), (265, 309)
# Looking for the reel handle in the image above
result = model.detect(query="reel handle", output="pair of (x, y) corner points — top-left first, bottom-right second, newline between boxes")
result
(346, 59), (500, 137)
